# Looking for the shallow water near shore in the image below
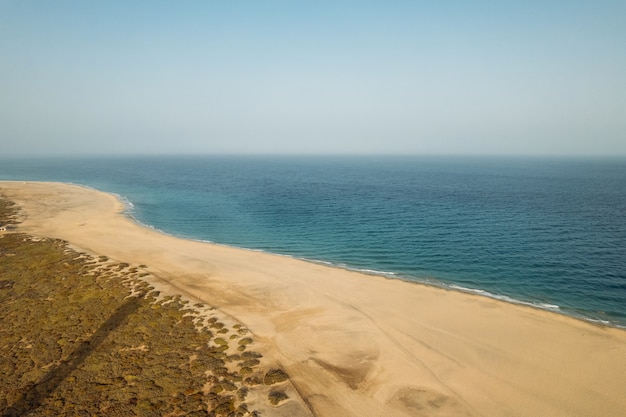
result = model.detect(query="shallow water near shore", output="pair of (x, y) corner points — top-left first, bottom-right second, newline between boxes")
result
(1, 155), (625, 327)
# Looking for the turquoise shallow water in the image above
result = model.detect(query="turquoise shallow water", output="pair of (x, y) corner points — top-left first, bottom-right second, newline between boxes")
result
(1, 155), (625, 327)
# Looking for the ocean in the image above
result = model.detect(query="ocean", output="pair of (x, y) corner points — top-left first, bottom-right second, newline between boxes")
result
(1, 155), (625, 327)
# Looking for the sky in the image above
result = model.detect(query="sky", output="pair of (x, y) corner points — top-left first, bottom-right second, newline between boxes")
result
(1, 1), (625, 156)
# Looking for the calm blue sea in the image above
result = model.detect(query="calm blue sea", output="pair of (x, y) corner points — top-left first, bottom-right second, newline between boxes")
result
(1, 155), (625, 327)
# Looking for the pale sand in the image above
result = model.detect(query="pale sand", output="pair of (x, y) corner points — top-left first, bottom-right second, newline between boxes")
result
(2, 181), (626, 417)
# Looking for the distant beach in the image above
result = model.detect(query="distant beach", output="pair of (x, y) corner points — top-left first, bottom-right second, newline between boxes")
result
(2, 181), (626, 417)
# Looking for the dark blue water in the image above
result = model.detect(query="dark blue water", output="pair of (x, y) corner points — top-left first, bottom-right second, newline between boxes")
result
(1, 155), (625, 327)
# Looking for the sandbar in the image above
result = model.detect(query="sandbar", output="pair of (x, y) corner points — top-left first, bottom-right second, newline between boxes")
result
(2, 181), (625, 417)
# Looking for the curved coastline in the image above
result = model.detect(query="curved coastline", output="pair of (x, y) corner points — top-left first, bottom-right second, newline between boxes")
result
(2, 180), (626, 417)
(2, 155), (624, 330)
(112, 188), (623, 330)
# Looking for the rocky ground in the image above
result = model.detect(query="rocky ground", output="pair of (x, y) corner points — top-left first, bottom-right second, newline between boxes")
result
(0, 197), (293, 416)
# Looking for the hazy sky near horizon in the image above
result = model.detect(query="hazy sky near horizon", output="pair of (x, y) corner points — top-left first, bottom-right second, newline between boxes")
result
(1, 1), (625, 156)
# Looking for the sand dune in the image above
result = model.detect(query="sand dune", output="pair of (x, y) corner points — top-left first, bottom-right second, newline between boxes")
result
(2, 181), (625, 417)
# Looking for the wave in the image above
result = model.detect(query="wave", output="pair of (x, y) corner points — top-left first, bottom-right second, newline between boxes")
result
(449, 284), (561, 311)
(120, 196), (135, 210)
(117, 194), (135, 212)
(445, 283), (625, 329)
(306, 259), (398, 277)
(344, 266), (397, 277)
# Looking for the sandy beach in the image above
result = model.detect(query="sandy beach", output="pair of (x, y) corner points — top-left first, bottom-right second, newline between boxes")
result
(2, 181), (626, 417)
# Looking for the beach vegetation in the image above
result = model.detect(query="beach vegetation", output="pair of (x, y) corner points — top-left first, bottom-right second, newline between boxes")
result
(214, 337), (228, 346)
(0, 230), (290, 414)
(238, 337), (253, 346)
(244, 376), (262, 386)
(242, 351), (263, 359)
(264, 368), (289, 385)
(0, 197), (19, 225)
(236, 387), (249, 401)
(268, 390), (288, 405)
(0, 195), (296, 415)
(239, 366), (254, 376)
(240, 359), (261, 368)
(211, 321), (225, 329)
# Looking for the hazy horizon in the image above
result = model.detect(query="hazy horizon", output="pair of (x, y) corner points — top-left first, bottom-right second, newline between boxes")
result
(1, 1), (625, 156)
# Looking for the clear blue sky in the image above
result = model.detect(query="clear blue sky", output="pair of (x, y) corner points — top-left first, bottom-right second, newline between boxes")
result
(1, 1), (624, 155)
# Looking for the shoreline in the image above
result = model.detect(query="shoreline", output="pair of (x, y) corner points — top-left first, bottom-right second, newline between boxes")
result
(118, 195), (624, 331)
(2, 180), (626, 416)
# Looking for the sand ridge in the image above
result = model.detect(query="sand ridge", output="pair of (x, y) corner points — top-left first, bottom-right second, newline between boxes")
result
(2, 181), (626, 417)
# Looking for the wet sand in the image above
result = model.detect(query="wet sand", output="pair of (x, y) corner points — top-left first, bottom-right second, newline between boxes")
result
(2, 181), (626, 417)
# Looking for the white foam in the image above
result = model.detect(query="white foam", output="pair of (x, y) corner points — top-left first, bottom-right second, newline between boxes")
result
(349, 267), (397, 276)
(121, 196), (135, 210)
(449, 284), (561, 312)
(586, 318), (611, 325)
